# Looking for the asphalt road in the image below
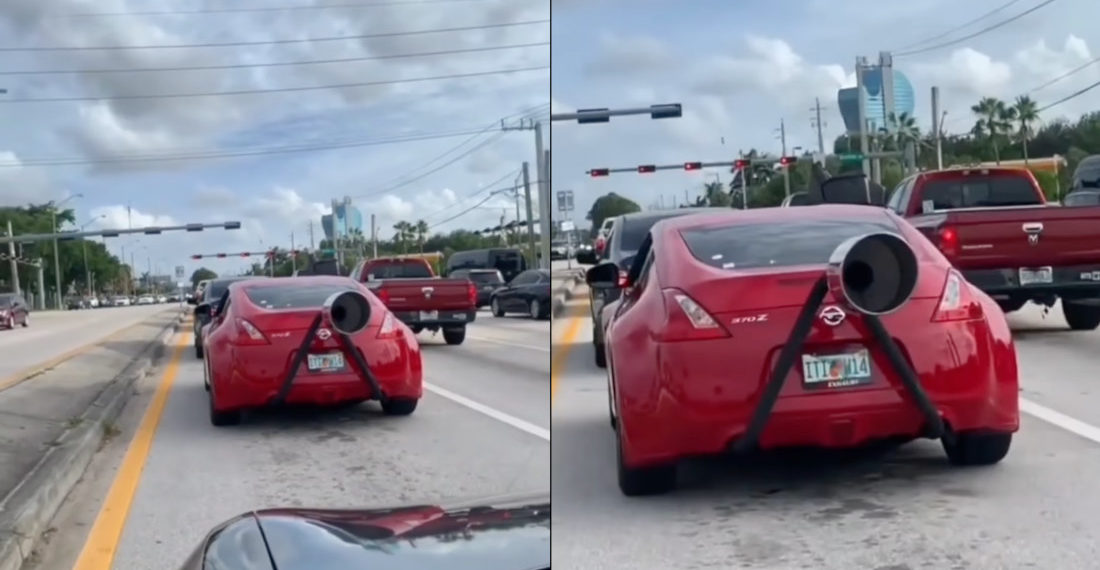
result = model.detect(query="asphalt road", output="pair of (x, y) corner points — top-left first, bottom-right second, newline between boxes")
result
(30, 308), (549, 570)
(0, 305), (177, 386)
(552, 295), (1100, 570)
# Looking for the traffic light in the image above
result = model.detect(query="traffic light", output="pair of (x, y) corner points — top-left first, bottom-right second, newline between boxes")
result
(779, 156), (797, 166)
(240, 252), (250, 257)
(216, 253), (227, 258)
(649, 103), (683, 120)
(683, 162), (702, 171)
(190, 255), (201, 260)
(589, 168), (609, 177)
(637, 164), (656, 174)
(266, 251), (276, 259)
(733, 159), (750, 170)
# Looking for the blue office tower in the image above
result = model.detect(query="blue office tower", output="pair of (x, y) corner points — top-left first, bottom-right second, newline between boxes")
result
(321, 197), (364, 240)
(837, 67), (916, 134)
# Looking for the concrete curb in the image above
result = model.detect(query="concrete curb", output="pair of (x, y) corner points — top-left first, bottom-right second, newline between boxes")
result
(551, 270), (585, 319)
(0, 311), (182, 570)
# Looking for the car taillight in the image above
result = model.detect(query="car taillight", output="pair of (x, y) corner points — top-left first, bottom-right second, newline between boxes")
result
(617, 270), (629, 287)
(937, 226), (959, 258)
(658, 288), (729, 341)
(374, 288), (390, 304)
(235, 318), (270, 344)
(595, 237), (606, 253)
(467, 282), (478, 306)
(932, 270), (983, 322)
(376, 312), (400, 339)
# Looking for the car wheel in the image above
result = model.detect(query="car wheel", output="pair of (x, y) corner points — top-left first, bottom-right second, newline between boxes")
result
(4, 315), (12, 329)
(194, 341), (204, 359)
(20, 313), (28, 328)
(942, 432), (1012, 466)
(203, 359), (211, 392)
(528, 299), (541, 319)
(491, 297), (505, 317)
(381, 397), (418, 416)
(616, 423), (676, 496)
(443, 327), (466, 345)
(1062, 301), (1100, 330)
(207, 384), (242, 427)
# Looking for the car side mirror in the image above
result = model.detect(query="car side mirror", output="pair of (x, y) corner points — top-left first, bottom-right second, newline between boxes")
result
(575, 249), (596, 265)
(586, 262), (622, 289)
(187, 296), (198, 305)
(194, 303), (211, 317)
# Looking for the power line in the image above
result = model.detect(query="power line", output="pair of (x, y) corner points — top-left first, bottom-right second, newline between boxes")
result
(57, 0), (511, 17)
(891, 0), (1026, 51)
(894, 0), (1058, 57)
(1039, 77), (1100, 112)
(0, 42), (548, 76)
(0, 65), (549, 103)
(1027, 55), (1100, 94)
(0, 19), (548, 52)
(362, 132), (508, 198)
(421, 169), (520, 220)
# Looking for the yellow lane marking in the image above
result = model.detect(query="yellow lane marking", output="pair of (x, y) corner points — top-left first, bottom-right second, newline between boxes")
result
(550, 303), (587, 405)
(0, 313), (181, 393)
(71, 332), (190, 570)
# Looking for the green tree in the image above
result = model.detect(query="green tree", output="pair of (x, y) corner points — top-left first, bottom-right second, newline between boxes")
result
(1013, 95), (1040, 164)
(971, 97), (1015, 163)
(189, 267), (218, 289)
(586, 193), (641, 237)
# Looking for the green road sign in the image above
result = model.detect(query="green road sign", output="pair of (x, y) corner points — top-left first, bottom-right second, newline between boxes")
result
(838, 153), (864, 162)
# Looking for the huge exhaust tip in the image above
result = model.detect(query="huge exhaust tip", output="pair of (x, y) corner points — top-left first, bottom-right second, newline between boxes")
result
(825, 232), (918, 315)
(323, 290), (372, 335)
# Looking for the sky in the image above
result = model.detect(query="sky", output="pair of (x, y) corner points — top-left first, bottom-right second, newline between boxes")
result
(0, 0), (550, 278)
(550, 0), (1100, 225)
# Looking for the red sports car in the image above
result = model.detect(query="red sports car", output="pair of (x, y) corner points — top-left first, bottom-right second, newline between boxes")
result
(199, 276), (423, 426)
(590, 204), (1019, 496)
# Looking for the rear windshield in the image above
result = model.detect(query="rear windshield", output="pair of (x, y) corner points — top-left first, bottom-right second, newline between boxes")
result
(617, 213), (700, 262)
(205, 280), (246, 301)
(918, 175), (1041, 210)
(467, 271), (503, 284)
(365, 261), (432, 279)
(1065, 191), (1100, 206)
(245, 283), (358, 309)
(492, 251), (524, 270)
(680, 219), (900, 270)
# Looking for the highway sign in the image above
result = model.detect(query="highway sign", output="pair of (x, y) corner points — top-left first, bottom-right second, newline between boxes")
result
(838, 153), (865, 162)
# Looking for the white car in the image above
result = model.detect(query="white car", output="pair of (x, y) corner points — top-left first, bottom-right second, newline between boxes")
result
(112, 296), (131, 307)
(156, 295), (168, 303)
(137, 296), (155, 305)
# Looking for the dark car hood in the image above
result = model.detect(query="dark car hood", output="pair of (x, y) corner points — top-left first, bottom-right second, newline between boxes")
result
(186, 492), (549, 570)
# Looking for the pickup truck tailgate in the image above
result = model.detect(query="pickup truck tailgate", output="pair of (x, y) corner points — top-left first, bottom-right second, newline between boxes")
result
(374, 278), (471, 311)
(947, 205), (1100, 269)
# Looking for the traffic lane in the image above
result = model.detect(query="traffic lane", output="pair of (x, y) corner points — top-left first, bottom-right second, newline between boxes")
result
(552, 314), (1100, 570)
(417, 315), (549, 434)
(98, 337), (549, 569)
(1007, 302), (1100, 429)
(0, 304), (176, 382)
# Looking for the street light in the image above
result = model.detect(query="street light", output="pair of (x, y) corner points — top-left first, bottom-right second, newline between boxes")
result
(79, 215), (105, 298)
(51, 194), (84, 309)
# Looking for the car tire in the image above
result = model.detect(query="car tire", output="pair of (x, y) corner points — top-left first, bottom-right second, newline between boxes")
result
(942, 432), (1012, 466)
(491, 298), (505, 317)
(443, 327), (466, 345)
(616, 424), (676, 496)
(1062, 301), (1100, 330)
(208, 385), (242, 427)
(382, 397), (418, 416)
(203, 359), (211, 392)
(194, 342), (203, 359)
(529, 299), (541, 319)
(594, 336), (607, 368)
(4, 315), (12, 329)
(20, 313), (28, 328)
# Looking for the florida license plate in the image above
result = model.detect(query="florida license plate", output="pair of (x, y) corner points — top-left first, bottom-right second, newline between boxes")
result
(801, 350), (872, 389)
(307, 352), (345, 372)
(1019, 267), (1053, 286)
(419, 310), (439, 320)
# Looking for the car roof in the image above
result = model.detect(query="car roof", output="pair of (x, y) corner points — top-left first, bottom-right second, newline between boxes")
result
(237, 275), (356, 289)
(655, 204), (892, 234)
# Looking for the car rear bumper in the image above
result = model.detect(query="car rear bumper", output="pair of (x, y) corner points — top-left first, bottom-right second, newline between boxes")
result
(963, 264), (1100, 298)
(392, 309), (477, 327)
(617, 324), (1019, 467)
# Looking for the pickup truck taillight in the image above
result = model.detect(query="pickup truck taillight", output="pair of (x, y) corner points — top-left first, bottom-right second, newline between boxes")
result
(937, 226), (959, 258)
(467, 282), (478, 306)
(374, 288), (390, 304)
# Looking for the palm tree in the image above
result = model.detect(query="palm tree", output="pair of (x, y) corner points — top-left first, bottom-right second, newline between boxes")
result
(1013, 95), (1040, 164)
(414, 219), (429, 253)
(392, 221), (410, 253)
(971, 97), (1015, 163)
(885, 112), (921, 152)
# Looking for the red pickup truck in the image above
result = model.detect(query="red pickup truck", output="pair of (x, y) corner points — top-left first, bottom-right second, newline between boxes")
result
(880, 166), (1100, 329)
(350, 257), (477, 345)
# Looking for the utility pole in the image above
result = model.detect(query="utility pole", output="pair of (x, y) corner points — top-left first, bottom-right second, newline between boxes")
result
(501, 118), (551, 269)
(539, 147), (551, 269)
(856, 56), (872, 178)
(811, 98), (826, 155)
(51, 207), (62, 309)
(308, 220), (315, 250)
(6, 220), (19, 294)
(521, 162), (537, 266)
(776, 118), (790, 198)
(931, 86), (944, 170)
(370, 214), (377, 258)
(290, 232), (297, 274)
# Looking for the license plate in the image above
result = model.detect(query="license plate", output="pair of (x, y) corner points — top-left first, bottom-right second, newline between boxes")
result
(419, 310), (439, 320)
(1019, 267), (1053, 286)
(452, 313), (466, 321)
(306, 352), (345, 372)
(801, 350), (872, 389)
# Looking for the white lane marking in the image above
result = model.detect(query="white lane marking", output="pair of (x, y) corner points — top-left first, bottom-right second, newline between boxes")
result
(425, 382), (550, 441)
(466, 335), (550, 353)
(1021, 397), (1100, 444)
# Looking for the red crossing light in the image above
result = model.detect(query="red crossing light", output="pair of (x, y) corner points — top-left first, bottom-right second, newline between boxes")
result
(683, 162), (703, 171)
(190, 255), (201, 260)
(733, 159), (750, 169)
(779, 156), (797, 166)
(240, 252), (250, 258)
(589, 168), (609, 177)
(216, 253), (227, 258)
(637, 164), (656, 174)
